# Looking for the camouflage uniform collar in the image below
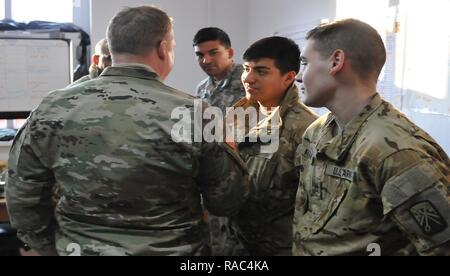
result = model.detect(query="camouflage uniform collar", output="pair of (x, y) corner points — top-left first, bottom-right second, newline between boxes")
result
(113, 62), (157, 73)
(231, 84), (300, 142)
(101, 64), (160, 81)
(318, 93), (383, 162)
(208, 63), (240, 89)
(279, 84), (300, 118)
(232, 84), (299, 117)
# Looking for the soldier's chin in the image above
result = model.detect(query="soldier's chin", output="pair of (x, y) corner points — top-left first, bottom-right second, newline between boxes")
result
(204, 67), (218, 75)
(245, 92), (258, 103)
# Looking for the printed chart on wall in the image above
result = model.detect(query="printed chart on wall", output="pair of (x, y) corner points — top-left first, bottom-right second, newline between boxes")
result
(0, 38), (71, 114)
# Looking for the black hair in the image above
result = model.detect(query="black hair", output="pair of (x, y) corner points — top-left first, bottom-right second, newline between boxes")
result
(193, 27), (231, 48)
(243, 36), (300, 74)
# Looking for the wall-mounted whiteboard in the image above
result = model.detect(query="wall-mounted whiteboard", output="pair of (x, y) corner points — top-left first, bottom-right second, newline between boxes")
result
(0, 38), (71, 115)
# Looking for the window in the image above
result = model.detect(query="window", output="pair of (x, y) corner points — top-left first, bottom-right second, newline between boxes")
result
(11, 0), (73, 23)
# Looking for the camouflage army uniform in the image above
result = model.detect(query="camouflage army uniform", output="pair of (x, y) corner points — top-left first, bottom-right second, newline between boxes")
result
(231, 85), (317, 256)
(293, 94), (450, 256)
(70, 69), (101, 87)
(196, 63), (245, 115)
(71, 75), (92, 86)
(196, 63), (246, 256)
(6, 64), (249, 256)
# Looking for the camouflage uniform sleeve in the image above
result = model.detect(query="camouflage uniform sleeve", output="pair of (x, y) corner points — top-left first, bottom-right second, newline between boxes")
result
(197, 142), (249, 217)
(68, 75), (91, 88)
(195, 81), (204, 98)
(5, 115), (57, 254)
(377, 149), (450, 255)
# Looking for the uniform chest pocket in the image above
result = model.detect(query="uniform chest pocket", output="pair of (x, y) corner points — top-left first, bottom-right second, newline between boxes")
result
(241, 149), (278, 200)
(300, 163), (352, 236)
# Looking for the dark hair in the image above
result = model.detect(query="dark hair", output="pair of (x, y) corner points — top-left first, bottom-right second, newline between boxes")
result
(306, 18), (386, 80)
(193, 27), (231, 48)
(107, 6), (172, 56)
(243, 36), (300, 74)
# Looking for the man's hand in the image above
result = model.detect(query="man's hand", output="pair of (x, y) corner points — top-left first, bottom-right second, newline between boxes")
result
(226, 141), (238, 151)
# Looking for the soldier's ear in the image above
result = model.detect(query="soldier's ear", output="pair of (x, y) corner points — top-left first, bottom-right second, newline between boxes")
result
(284, 71), (296, 86)
(92, 55), (100, 66)
(329, 49), (345, 76)
(227, 47), (234, 59)
(157, 40), (169, 60)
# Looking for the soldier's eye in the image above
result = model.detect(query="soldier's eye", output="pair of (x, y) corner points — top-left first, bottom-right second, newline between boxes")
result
(258, 70), (268, 76)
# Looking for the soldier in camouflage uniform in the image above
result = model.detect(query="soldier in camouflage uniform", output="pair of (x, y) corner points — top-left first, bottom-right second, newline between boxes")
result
(6, 6), (249, 256)
(193, 27), (246, 256)
(194, 27), (245, 115)
(229, 37), (317, 256)
(294, 19), (450, 256)
(72, 38), (111, 86)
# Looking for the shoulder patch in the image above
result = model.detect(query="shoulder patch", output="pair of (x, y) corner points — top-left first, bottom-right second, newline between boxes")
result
(409, 201), (447, 236)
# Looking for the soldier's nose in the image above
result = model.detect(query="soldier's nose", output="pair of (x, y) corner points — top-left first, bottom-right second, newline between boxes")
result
(203, 55), (213, 64)
(243, 73), (255, 84)
(296, 72), (303, 83)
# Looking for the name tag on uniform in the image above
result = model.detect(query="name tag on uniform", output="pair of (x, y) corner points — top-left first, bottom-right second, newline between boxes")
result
(325, 165), (356, 182)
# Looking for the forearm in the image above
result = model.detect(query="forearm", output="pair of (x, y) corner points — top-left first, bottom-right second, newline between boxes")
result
(379, 150), (450, 255)
(6, 177), (56, 252)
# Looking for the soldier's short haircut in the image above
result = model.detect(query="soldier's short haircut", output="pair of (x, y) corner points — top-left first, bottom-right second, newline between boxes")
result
(243, 36), (300, 75)
(306, 19), (386, 80)
(107, 5), (172, 56)
(193, 27), (232, 48)
(94, 38), (109, 56)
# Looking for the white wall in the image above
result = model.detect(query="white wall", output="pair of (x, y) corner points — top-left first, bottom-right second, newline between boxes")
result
(90, 0), (248, 95)
(90, 0), (335, 93)
(247, 0), (336, 43)
(208, 0), (249, 65)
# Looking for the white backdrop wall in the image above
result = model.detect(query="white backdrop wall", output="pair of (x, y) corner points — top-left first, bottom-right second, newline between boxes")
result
(247, 0), (336, 42)
(90, 0), (249, 95)
(90, 0), (335, 93)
